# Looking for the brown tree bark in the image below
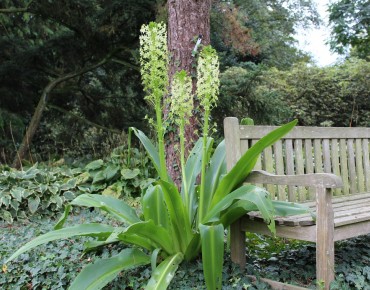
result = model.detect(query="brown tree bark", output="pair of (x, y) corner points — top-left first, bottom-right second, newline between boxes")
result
(166, 0), (212, 184)
(12, 57), (110, 169)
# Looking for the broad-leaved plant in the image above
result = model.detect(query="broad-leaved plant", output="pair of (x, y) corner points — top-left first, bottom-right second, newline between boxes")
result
(5, 22), (308, 290)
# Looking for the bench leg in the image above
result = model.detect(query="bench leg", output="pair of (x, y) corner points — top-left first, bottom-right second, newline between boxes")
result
(316, 187), (335, 290)
(230, 219), (246, 268)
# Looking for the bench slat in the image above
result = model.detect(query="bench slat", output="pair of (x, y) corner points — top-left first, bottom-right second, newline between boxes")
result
(356, 139), (365, 192)
(294, 139), (306, 201)
(323, 139), (332, 173)
(314, 139), (323, 174)
(331, 139), (342, 196)
(274, 140), (286, 200)
(363, 139), (370, 192)
(263, 146), (275, 198)
(239, 126), (370, 139)
(339, 139), (350, 194)
(285, 139), (296, 201)
(347, 139), (357, 194)
(248, 193), (370, 227)
(304, 139), (316, 199)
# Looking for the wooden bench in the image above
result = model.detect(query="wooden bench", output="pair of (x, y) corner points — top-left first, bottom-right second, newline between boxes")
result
(224, 117), (370, 289)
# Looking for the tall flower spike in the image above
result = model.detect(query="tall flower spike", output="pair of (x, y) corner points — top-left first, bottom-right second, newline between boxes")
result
(196, 46), (220, 112)
(139, 22), (169, 107)
(170, 70), (193, 127)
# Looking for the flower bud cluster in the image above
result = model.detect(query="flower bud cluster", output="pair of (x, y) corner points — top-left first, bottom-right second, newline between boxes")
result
(196, 46), (220, 112)
(139, 22), (169, 107)
(169, 70), (193, 128)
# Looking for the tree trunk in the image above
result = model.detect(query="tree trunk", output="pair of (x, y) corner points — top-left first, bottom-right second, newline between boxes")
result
(12, 57), (109, 169)
(167, 0), (212, 184)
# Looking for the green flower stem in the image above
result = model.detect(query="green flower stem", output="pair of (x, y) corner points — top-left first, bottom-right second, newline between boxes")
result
(179, 118), (189, 214)
(155, 99), (168, 182)
(198, 106), (210, 224)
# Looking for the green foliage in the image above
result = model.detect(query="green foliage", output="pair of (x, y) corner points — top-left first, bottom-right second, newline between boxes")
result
(0, 164), (83, 223)
(329, 0), (370, 58)
(0, 0), (157, 163)
(81, 145), (156, 198)
(0, 210), (273, 289)
(5, 24), (308, 290)
(3, 211), (370, 289)
(218, 58), (370, 128)
(211, 0), (320, 69)
(215, 63), (293, 126)
(266, 59), (370, 127)
(248, 234), (370, 289)
(0, 141), (154, 223)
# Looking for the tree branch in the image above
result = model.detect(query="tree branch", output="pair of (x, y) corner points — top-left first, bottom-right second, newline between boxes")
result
(12, 54), (112, 168)
(111, 58), (140, 71)
(47, 104), (122, 134)
(0, 0), (33, 13)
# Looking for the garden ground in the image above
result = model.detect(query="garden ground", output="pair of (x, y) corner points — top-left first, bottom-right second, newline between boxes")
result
(1, 209), (370, 289)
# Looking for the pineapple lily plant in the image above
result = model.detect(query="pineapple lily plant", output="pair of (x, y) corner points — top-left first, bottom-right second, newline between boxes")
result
(5, 22), (308, 289)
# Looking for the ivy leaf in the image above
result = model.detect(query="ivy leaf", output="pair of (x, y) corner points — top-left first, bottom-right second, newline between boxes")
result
(121, 168), (140, 180)
(28, 196), (41, 213)
(85, 159), (104, 170)
(10, 187), (23, 202)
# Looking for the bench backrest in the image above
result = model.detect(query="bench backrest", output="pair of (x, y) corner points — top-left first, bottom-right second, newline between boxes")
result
(224, 117), (370, 202)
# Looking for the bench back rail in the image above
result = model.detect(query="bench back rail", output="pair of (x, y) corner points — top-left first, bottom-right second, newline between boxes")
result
(224, 117), (370, 202)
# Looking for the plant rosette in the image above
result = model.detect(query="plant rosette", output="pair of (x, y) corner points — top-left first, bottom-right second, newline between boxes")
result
(5, 22), (309, 290)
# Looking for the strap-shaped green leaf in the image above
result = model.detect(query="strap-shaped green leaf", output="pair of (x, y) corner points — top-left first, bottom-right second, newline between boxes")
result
(158, 180), (192, 253)
(69, 248), (150, 290)
(71, 194), (140, 225)
(145, 252), (183, 290)
(204, 185), (275, 233)
(123, 220), (176, 255)
(6, 223), (114, 263)
(201, 140), (226, 217)
(200, 224), (224, 290)
(54, 204), (72, 230)
(143, 185), (169, 229)
(182, 138), (213, 222)
(132, 127), (172, 181)
(211, 120), (297, 207)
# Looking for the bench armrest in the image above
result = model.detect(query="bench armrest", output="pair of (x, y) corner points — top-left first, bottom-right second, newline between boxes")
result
(245, 170), (343, 188)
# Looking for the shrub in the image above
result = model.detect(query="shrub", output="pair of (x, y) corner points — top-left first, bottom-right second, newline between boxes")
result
(0, 164), (83, 223)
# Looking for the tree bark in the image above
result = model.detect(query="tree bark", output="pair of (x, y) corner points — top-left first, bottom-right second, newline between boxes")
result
(167, 0), (212, 184)
(12, 57), (110, 169)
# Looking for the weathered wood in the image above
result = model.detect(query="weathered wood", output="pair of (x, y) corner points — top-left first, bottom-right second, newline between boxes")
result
(226, 118), (370, 289)
(347, 139), (357, 194)
(331, 139), (342, 196)
(263, 146), (276, 197)
(230, 219), (246, 267)
(355, 139), (365, 192)
(224, 117), (241, 171)
(316, 187), (335, 289)
(246, 275), (309, 290)
(252, 139), (263, 188)
(304, 139), (316, 199)
(339, 139), (350, 194)
(295, 139), (306, 201)
(322, 139), (332, 173)
(363, 139), (370, 191)
(242, 217), (316, 242)
(274, 140), (286, 200)
(239, 126), (370, 139)
(314, 139), (323, 173)
(334, 221), (370, 241)
(285, 139), (296, 201)
(245, 170), (342, 188)
(224, 117), (246, 268)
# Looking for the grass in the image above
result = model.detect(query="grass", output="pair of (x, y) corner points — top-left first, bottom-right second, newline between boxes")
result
(1, 209), (370, 289)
